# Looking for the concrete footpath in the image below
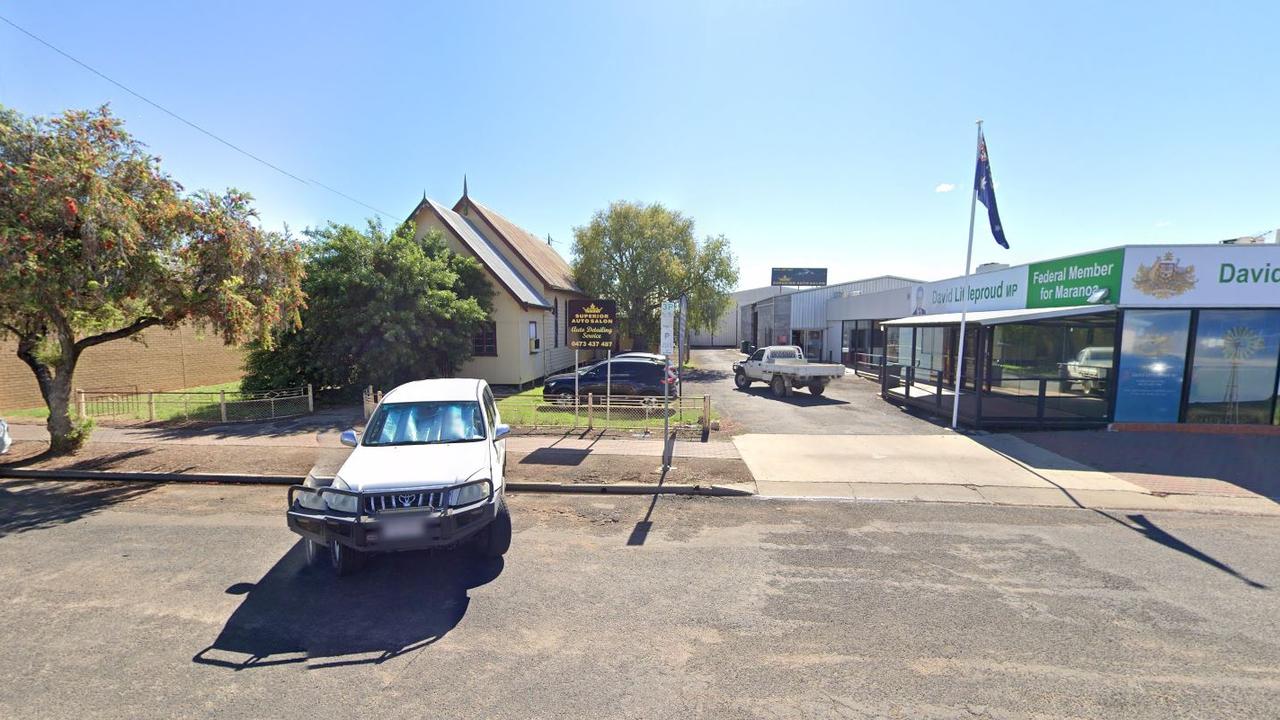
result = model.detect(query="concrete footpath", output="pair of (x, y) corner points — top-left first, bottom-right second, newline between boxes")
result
(6, 423), (739, 459)
(733, 432), (1280, 516)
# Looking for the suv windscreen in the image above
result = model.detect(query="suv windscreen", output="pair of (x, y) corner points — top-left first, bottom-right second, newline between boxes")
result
(364, 401), (486, 446)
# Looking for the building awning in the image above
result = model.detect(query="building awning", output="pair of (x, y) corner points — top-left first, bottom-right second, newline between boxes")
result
(880, 304), (1116, 327)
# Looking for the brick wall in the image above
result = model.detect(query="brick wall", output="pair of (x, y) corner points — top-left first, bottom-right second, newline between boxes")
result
(0, 324), (246, 409)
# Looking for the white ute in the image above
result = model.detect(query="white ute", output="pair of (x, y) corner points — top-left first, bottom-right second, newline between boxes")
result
(286, 378), (512, 575)
(732, 345), (845, 397)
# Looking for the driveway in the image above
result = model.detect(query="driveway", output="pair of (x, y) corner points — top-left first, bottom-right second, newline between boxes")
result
(683, 348), (949, 435)
(2, 481), (1278, 719)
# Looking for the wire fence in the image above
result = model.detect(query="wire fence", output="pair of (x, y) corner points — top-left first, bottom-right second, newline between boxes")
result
(77, 385), (313, 423)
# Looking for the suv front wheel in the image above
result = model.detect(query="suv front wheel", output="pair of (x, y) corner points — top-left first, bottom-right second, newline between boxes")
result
(475, 499), (512, 558)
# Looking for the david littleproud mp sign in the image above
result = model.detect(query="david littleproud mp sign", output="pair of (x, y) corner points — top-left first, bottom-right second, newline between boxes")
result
(566, 299), (617, 350)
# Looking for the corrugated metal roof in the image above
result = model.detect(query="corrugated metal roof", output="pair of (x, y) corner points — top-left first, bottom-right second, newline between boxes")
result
(462, 198), (584, 294)
(425, 198), (552, 309)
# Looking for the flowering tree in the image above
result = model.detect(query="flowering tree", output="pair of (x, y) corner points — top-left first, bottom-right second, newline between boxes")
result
(0, 105), (304, 452)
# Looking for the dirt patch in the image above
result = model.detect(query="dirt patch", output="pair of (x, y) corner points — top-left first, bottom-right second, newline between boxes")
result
(0, 441), (317, 476)
(507, 451), (753, 486)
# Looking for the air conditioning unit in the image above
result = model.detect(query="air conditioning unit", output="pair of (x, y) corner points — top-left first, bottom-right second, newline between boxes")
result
(529, 337), (541, 353)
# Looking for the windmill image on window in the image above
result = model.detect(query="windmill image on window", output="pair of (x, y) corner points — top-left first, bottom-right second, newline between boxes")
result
(1221, 325), (1264, 423)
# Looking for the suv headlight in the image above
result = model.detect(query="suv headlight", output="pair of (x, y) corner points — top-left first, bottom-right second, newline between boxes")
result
(297, 472), (329, 511)
(448, 480), (492, 508)
(323, 476), (359, 514)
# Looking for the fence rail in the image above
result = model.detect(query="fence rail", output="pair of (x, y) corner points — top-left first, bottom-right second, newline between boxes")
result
(76, 385), (313, 423)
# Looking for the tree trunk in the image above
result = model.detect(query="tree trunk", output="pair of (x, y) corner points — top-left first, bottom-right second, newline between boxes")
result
(44, 370), (78, 454)
(15, 329), (85, 454)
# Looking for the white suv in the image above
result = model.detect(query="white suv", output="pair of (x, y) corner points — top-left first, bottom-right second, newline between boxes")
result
(287, 378), (511, 575)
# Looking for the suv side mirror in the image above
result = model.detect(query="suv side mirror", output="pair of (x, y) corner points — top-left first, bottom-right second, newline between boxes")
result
(494, 424), (511, 440)
(339, 428), (360, 448)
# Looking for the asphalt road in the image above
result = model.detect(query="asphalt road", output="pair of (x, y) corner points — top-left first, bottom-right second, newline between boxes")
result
(684, 348), (950, 435)
(2, 480), (1278, 719)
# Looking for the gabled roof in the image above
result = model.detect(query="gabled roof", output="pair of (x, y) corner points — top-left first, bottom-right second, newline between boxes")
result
(417, 197), (552, 309)
(456, 196), (584, 295)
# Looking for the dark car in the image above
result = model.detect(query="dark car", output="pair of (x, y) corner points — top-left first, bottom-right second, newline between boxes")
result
(543, 358), (673, 400)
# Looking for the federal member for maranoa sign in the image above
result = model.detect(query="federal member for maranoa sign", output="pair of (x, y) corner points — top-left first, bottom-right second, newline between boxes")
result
(1026, 248), (1125, 308)
(771, 267), (827, 287)
(1121, 245), (1280, 307)
(566, 299), (617, 349)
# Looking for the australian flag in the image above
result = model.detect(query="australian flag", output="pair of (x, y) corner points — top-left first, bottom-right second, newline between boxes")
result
(975, 131), (1009, 249)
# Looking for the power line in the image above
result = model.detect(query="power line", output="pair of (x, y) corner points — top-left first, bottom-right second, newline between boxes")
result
(0, 13), (395, 220)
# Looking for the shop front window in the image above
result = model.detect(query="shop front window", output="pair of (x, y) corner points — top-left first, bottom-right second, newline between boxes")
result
(1185, 310), (1280, 425)
(1114, 310), (1192, 423)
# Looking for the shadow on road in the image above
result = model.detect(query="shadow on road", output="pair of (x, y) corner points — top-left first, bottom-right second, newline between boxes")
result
(733, 386), (850, 407)
(0, 479), (158, 539)
(1119, 513), (1267, 589)
(193, 542), (503, 670)
(977, 444), (1269, 589)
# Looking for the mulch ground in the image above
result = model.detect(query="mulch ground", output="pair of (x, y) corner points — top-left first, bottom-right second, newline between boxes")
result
(0, 441), (319, 477)
(0, 441), (755, 488)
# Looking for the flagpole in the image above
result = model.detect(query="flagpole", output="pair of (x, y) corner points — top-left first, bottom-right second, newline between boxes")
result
(951, 119), (983, 430)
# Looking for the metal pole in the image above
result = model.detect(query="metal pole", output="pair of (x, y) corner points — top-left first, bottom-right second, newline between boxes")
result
(573, 350), (579, 426)
(219, 389), (227, 422)
(951, 119), (983, 430)
(678, 295), (688, 398)
(605, 348), (612, 425)
(662, 362), (671, 470)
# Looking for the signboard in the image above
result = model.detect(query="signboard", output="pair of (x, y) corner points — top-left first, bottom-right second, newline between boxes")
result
(659, 300), (676, 356)
(566, 299), (616, 350)
(1027, 249), (1125, 308)
(771, 267), (827, 287)
(907, 265), (1026, 316)
(1121, 245), (1280, 307)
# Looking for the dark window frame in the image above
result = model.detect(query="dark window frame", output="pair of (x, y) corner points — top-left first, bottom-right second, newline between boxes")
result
(473, 322), (498, 357)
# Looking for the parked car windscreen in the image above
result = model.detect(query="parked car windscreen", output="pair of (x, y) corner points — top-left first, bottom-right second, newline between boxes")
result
(364, 401), (486, 446)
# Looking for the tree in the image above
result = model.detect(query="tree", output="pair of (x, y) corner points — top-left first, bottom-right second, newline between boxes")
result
(242, 221), (493, 394)
(571, 201), (737, 350)
(0, 105), (304, 453)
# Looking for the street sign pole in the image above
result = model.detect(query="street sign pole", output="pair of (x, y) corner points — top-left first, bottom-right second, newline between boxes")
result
(574, 349), (579, 425)
(660, 300), (676, 470)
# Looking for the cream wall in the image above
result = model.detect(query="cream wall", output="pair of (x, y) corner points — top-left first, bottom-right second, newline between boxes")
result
(412, 208), (578, 387)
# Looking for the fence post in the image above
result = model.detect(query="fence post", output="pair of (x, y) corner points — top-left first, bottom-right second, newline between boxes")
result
(306, 384), (314, 413)
(702, 394), (711, 428)
(76, 389), (85, 419)
(148, 392), (155, 422)
(219, 390), (227, 422)
(587, 393), (594, 430)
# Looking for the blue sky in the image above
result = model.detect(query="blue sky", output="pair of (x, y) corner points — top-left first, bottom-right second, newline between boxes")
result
(3, 1), (1277, 289)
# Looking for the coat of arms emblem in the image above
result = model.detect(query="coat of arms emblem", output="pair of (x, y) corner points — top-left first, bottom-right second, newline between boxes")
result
(1132, 252), (1196, 298)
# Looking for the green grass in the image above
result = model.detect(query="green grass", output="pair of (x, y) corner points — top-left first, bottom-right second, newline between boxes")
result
(2, 380), (246, 423)
(495, 386), (712, 431)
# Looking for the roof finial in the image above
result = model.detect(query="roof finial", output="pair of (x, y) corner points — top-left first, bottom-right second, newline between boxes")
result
(462, 174), (468, 199)
(422, 189), (426, 201)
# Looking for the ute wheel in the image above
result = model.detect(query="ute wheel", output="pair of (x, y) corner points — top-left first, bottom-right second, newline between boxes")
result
(330, 540), (367, 576)
(1081, 380), (1095, 395)
(304, 539), (327, 569)
(809, 381), (826, 396)
(771, 375), (787, 398)
(734, 372), (751, 390)
(476, 499), (512, 558)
